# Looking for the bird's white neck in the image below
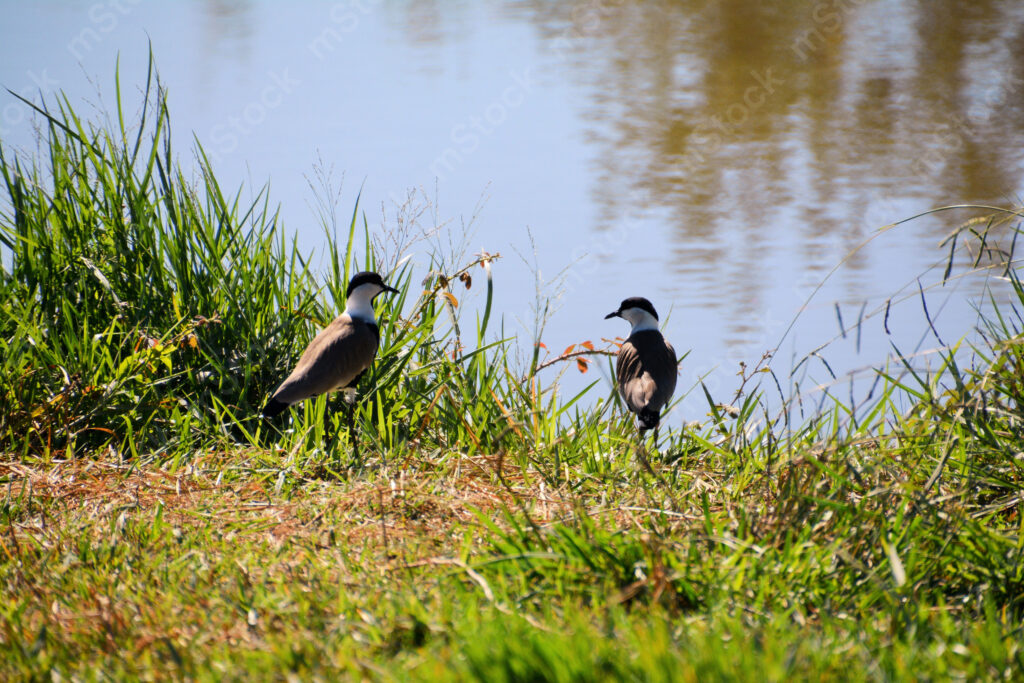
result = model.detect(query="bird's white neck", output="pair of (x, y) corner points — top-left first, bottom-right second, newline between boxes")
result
(343, 289), (377, 323)
(622, 308), (660, 334)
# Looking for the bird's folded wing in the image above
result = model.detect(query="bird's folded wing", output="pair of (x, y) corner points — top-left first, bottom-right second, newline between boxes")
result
(270, 315), (379, 405)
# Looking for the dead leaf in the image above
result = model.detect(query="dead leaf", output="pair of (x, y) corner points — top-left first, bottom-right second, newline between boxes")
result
(442, 292), (458, 308)
(561, 344), (575, 357)
(576, 358), (589, 374)
(581, 341), (595, 351)
(459, 272), (472, 289)
(716, 403), (741, 418)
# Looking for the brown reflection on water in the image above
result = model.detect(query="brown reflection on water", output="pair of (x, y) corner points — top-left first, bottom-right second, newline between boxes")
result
(517, 0), (1024, 298)
(199, 0), (255, 55)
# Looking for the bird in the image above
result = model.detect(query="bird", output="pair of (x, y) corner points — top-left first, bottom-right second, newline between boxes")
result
(263, 271), (398, 457)
(605, 296), (678, 438)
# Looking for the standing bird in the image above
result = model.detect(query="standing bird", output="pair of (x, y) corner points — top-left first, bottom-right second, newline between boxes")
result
(263, 271), (398, 457)
(605, 297), (678, 437)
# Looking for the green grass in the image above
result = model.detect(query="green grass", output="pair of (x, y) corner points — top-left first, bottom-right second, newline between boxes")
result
(1, 61), (1023, 681)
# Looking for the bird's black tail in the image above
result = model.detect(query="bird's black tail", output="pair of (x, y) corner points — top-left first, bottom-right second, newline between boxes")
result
(262, 397), (289, 419)
(637, 409), (660, 432)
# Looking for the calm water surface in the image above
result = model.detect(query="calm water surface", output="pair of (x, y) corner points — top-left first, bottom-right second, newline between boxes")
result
(2, 1), (1023, 420)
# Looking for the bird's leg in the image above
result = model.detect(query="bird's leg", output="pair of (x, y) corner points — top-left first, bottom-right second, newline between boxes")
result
(323, 397), (347, 477)
(323, 398), (332, 446)
(635, 430), (681, 509)
(347, 403), (359, 465)
(343, 387), (359, 467)
(635, 434), (658, 478)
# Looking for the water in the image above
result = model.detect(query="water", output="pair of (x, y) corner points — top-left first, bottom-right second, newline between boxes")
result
(2, 1), (1022, 422)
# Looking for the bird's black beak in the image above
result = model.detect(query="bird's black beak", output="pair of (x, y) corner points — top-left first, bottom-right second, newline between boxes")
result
(605, 310), (620, 319)
(383, 284), (399, 294)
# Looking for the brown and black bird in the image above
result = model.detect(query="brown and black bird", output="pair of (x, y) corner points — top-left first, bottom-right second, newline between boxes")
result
(263, 271), (398, 454)
(605, 297), (678, 434)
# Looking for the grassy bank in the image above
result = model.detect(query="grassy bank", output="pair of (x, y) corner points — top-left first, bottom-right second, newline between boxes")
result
(2, 65), (1023, 680)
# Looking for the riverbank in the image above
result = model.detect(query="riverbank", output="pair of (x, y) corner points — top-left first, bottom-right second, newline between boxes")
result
(2, 67), (1021, 681)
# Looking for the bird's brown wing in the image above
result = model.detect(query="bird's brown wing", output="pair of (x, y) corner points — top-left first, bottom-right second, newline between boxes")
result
(270, 314), (379, 405)
(616, 331), (678, 414)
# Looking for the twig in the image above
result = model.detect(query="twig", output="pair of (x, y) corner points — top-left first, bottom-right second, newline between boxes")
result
(529, 347), (617, 379)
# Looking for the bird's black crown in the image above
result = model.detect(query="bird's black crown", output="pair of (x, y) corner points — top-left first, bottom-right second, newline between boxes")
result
(346, 271), (395, 298)
(615, 296), (659, 320)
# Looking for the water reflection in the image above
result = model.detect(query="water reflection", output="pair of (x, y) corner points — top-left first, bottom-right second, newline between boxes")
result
(178, 0), (1024, 299)
(500, 0), (1024, 344)
(574, 3), (1013, 207)
(195, 0), (255, 102)
(199, 0), (255, 56)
